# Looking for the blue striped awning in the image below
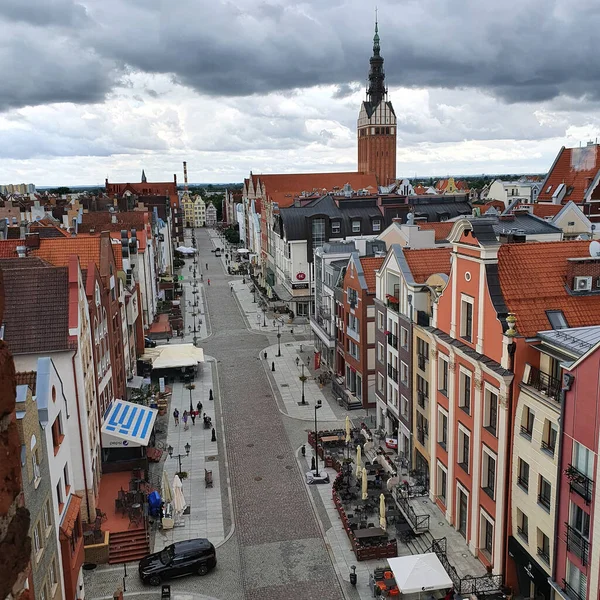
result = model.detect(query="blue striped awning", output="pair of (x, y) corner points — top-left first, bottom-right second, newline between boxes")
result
(101, 400), (158, 448)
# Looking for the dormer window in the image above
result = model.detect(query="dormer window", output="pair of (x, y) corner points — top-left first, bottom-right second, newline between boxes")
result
(546, 310), (568, 330)
(331, 221), (341, 235)
(545, 185), (552, 194)
(352, 220), (361, 233)
(372, 219), (381, 232)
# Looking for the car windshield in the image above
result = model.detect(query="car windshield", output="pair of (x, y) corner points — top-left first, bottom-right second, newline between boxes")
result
(159, 546), (174, 565)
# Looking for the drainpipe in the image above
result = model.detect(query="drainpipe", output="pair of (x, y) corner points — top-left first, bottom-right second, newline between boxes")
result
(502, 340), (516, 582)
(72, 351), (93, 523)
(551, 383), (567, 589)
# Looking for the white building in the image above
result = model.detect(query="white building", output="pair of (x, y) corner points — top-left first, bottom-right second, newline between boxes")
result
(205, 201), (217, 226)
(486, 179), (542, 207)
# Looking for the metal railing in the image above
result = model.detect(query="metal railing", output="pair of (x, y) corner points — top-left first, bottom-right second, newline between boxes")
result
(563, 579), (585, 600)
(520, 424), (533, 438)
(537, 546), (550, 564)
(417, 391), (427, 408)
(395, 486), (430, 533)
(566, 523), (589, 565)
(387, 364), (398, 383)
(538, 493), (551, 510)
(567, 464), (594, 503)
(527, 365), (562, 401)
(517, 476), (529, 491)
(417, 354), (427, 370)
(541, 439), (555, 456)
(387, 332), (398, 349)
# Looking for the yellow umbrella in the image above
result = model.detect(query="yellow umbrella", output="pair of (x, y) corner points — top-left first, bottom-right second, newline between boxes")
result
(379, 493), (387, 530)
(162, 470), (173, 503)
(356, 445), (362, 479)
(345, 415), (351, 444)
(362, 467), (368, 500)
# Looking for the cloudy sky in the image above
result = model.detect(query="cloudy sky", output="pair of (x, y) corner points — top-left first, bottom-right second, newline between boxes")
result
(2, 0), (600, 186)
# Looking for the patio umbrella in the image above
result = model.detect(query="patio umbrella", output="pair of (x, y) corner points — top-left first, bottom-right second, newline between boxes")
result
(379, 493), (387, 530)
(356, 445), (362, 479)
(345, 415), (351, 444)
(162, 470), (173, 503)
(362, 467), (368, 501)
(173, 474), (187, 515)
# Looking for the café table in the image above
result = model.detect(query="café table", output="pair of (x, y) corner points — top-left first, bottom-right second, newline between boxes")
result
(353, 527), (387, 541)
(320, 435), (343, 443)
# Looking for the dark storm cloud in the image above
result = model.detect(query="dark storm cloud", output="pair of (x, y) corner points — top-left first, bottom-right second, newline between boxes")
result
(1, 0), (600, 112)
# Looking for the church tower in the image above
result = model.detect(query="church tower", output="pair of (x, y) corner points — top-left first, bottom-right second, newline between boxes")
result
(357, 20), (397, 186)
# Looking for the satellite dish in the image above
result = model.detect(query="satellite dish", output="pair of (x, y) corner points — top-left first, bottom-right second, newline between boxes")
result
(589, 240), (600, 257)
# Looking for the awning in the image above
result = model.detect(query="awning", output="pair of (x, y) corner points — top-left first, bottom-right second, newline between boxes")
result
(101, 399), (158, 448)
(127, 375), (145, 389)
(272, 284), (292, 301)
(59, 493), (83, 539)
(141, 344), (205, 369)
(237, 248), (250, 253)
(387, 553), (452, 594)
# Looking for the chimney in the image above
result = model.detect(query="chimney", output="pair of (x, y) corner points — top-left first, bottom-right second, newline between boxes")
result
(24, 233), (40, 250)
(16, 246), (27, 258)
(19, 222), (27, 239)
(174, 173), (177, 186)
(183, 162), (188, 194)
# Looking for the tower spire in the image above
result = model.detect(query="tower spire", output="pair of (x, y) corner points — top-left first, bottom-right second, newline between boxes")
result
(366, 14), (386, 107)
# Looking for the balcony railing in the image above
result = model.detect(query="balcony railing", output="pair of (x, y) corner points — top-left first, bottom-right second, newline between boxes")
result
(520, 424), (533, 438)
(527, 365), (562, 401)
(517, 526), (528, 542)
(387, 332), (398, 349)
(562, 579), (585, 600)
(517, 476), (529, 491)
(537, 546), (550, 564)
(387, 364), (398, 383)
(417, 391), (427, 408)
(417, 354), (427, 370)
(566, 523), (589, 566)
(416, 427), (427, 445)
(566, 464), (594, 503)
(538, 493), (551, 510)
(386, 297), (400, 311)
(541, 439), (555, 456)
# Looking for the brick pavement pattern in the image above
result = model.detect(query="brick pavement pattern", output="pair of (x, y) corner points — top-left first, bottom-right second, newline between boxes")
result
(200, 229), (344, 600)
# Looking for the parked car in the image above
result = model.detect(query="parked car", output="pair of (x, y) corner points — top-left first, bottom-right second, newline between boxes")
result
(139, 539), (217, 586)
(144, 337), (157, 348)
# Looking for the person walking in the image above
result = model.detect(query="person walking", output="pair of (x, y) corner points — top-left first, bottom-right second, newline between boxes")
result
(205, 263), (208, 270)
(182, 410), (189, 430)
(190, 411), (196, 426)
(196, 400), (203, 415)
(173, 408), (179, 426)
(207, 279), (210, 286)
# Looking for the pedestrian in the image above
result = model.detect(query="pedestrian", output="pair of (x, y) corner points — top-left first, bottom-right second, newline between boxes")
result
(200, 274), (203, 282)
(182, 410), (189, 430)
(190, 411), (196, 426)
(230, 284), (233, 294)
(197, 400), (203, 414)
(206, 263), (208, 270)
(207, 278), (210, 286)
(173, 408), (179, 426)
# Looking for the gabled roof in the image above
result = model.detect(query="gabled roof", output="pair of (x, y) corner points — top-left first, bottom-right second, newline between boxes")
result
(403, 247), (452, 283)
(481, 200), (505, 213)
(513, 203), (563, 218)
(359, 256), (384, 293)
(497, 241), (600, 337)
(30, 237), (123, 270)
(16, 371), (37, 394)
(251, 172), (378, 208)
(1, 261), (71, 354)
(416, 222), (454, 241)
(538, 145), (600, 203)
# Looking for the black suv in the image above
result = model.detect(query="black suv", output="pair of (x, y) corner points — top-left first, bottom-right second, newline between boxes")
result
(139, 539), (216, 586)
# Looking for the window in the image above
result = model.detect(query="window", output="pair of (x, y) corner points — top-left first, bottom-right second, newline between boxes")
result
(546, 310), (569, 330)
(538, 476), (552, 510)
(377, 342), (384, 363)
(33, 521), (41, 556)
(63, 465), (70, 493)
(458, 427), (470, 473)
(372, 219), (381, 232)
(437, 462), (447, 504)
(542, 419), (558, 455)
(517, 509), (528, 542)
(416, 375), (429, 407)
(438, 409), (448, 450)
(459, 370), (471, 415)
(377, 373), (384, 393)
(484, 388), (498, 435)
(573, 442), (594, 479)
(566, 560), (587, 600)
(400, 361), (408, 386)
(417, 338), (429, 368)
(400, 327), (409, 349)
(348, 288), (358, 307)
(521, 405), (534, 438)
(481, 513), (494, 557)
(438, 356), (449, 395)
(312, 218), (326, 250)
(517, 458), (530, 492)
(482, 448), (496, 499)
(400, 395), (409, 420)
(537, 530), (550, 564)
(56, 481), (64, 512)
(352, 220), (361, 233)
(348, 340), (359, 360)
(51, 415), (64, 455)
(377, 311), (384, 330)
(43, 499), (51, 534)
(32, 448), (41, 483)
(331, 221), (341, 235)
(571, 503), (590, 539)
(460, 297), (474, 342)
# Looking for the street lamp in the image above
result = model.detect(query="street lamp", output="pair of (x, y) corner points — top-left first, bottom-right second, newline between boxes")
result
(185, 383), (195, 413)
(253, 286), (256, 303)
(277, 324), (281, 357)
(167, 442), (191, 474)
(314, 400), (322, 476)
(300, 364), (307, 405)
(262, 307), (267, 327)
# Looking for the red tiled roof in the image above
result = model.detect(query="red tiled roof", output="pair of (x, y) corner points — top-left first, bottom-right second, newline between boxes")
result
(359, 257), (384, 293)
(403, 247), (452, 283)
(16, 371), (37, 394)
(530, 203), (563, 218)
(538, 145), (600, 203)
(106, 181), (176, 197)
(80, 211), (148, 228)
(29, 237), (123, 270)
(417, 222), (454, 241)
(482, 200), (505, 213)
(498, 241), (600, 337)
(252, 172), (378, 208)
(60, 494), (82, 538)
(0, 240), (21, 257)
(413, 184), (427, 195)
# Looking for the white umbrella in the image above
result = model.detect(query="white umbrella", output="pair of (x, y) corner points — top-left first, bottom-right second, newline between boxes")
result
(379, 493), (387, 530)
(345, 415), (351, 444)
(356, 445), (362, 479)
(173, 474), (187, 515)
(362, 467), (368, 501)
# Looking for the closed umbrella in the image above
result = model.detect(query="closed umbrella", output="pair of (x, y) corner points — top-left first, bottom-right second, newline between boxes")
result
(162, 470), (173, 503)
(362, 467), (368, 501)
(356, 445), (362, 479)
(345, 415), (351, 444)
(379, 493), (387, 530)
(173, 474), (187, 516)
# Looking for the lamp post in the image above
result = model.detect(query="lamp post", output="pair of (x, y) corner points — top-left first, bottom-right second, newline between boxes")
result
(185, 383), (195, 413)
(253, 286), (256, 303)
(314, 399), (322, 476)
(262, 307), (267, 327)
(300, 364), (306, 405)
(277, 324), (281, 357)
(168, 442), (191, 474)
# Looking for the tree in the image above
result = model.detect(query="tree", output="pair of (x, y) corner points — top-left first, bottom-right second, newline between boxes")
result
(49, 186), (71, 195)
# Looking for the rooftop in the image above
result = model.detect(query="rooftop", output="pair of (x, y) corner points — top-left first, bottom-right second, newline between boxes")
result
(403, 247), (452, 283)
(416, 221), (454, 241)
(537, 325), (600, 359)
(497, 240), (600, 337)
(359, 256), (384, 293)
(16, 371), (37, 394)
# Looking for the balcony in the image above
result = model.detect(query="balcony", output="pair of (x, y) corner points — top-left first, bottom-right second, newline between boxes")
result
(417, 391), (427, 409)
(386, 295), (400, 312)
(417, 354), (427, 371)
(318, 305), (331, 320)
(387, 332), (398, 349)
(566, 464), (594, 503)
(566, 523), (589, 566)
(526, 365), (562, 402)
(562, 579), (585, 600)
(387, 364), (398, 383)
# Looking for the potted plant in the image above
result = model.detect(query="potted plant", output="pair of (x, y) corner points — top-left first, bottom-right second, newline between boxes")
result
(564, 465), (585, 483)
(176, 471), (188, 480)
